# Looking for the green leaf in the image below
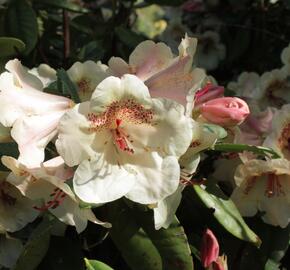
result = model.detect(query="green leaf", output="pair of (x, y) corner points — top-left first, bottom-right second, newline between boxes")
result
(38, 236), (85, 270)
(34, 0), (89, 13)
(115, 26), (145, 49)
(98, 200), (194, 270)
(193, 184), (261, 247)
(0, 142), (19, 171)
(107, 201), (162, 270)
(13, 216), (55, 270)
(56, 68), (81, 103)
(0, 37), (25, 58)
(78, 41), (106, 62)
(137, 214), (194, 270)
(212, 143), (281, 159)
(5, 0), (38, 55)
(265, 259), (280, 270)
(84, 259), (113, 270)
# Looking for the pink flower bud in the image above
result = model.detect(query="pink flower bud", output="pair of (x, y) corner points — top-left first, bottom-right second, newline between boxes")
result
(200, 97), (250, 127)
(200, 229), (219, 268)
(194, 83), (224, 107)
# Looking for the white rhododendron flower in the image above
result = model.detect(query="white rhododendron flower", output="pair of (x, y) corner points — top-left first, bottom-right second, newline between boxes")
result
(56, 74), (194, 205)
(0, 172), (38, 232)
(258, 67), (290, 109)
(263, 104), (290, 160)
(0, 235), (23, 269)
(67, 60), (112, 102)
(108, 35), (206, 115)
(227, 72), (261, 100)
(29, 63), (57, 88)
(281, 42), (290, 66)
(2, 156), (110, 233)
(0, 59), (73, 167)
(231, 159), (290, 228)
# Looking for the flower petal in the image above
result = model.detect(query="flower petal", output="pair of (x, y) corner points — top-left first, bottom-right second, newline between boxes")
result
(125, 153), (180, 204)
(129, 40), (174, 81)
(73, 149), (136, 204)
(0, 72), (71, 127)
(67, 61), (111, 102)
(126, 98), (194, 157)
(11, 111), (63, 167)
(108, 57), (131, 77)
(56, 102), (103, 166)
(90, 75), (151, 113)
(5, 59), (43, 91)
(153, 185), (183, 230)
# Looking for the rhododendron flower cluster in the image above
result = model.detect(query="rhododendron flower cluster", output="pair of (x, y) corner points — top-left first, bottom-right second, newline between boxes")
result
(0, 35), (218, 236)
(4, 33), (290, 269)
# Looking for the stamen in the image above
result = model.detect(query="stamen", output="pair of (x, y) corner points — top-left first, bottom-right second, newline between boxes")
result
(264, 173), (285, 198)
(112, 123), (134, 154)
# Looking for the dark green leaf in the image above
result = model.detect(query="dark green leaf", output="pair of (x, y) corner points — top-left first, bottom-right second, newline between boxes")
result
(5, 0), (38, 55)
(78, 41), (106, 62)
(115, 26), (145, 49)
(13, 216), (55, 270)
(193, 184), (261, 247)
(107, 201), (162, 270)
(56, 68), (81, 103)
(137, 214), (194, 270)
(213, 143), (281, 159)
(84, 259), (113, 270)
(38, 236), (85, 270)
(34, 0), (89, 13)
(0, 37), (25, 58)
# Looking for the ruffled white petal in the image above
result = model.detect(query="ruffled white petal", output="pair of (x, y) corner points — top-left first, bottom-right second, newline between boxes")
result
(73, 152), (136, 204)
(56, 102), (103, 166)
(127, 98), (194, 157)
(11, 111), (63, 167)
(125, 153), (180, 204)
(153, 185), (183, 230)
(90, 75), (151, 113)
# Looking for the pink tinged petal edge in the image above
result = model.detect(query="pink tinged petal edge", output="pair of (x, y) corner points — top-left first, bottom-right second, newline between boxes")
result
(12, 111), (65, 167)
